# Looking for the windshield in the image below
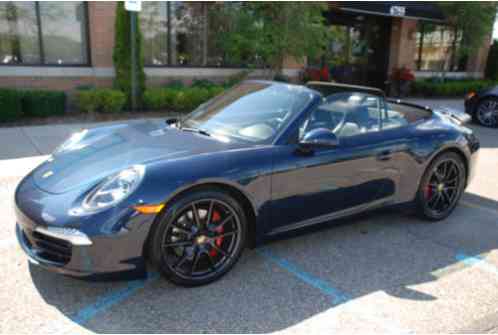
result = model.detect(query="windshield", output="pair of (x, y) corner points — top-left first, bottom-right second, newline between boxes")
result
(181, 82), (314, 143)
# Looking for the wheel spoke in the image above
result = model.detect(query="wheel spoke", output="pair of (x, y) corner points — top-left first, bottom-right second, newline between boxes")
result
(191, 203), (201, 228)
(441, 189), (451, 204)
(190, 250), (201, 274)
(173, 253), (189, 269)
(206, 201), (214, 227)
(211, 244), (229, 258)
(217, 214), (234, 230)
(216, 231), (238, 239)
(170, 224), (191, 236)
(164, 240), (193, 248)
(206, 251), (217, 271)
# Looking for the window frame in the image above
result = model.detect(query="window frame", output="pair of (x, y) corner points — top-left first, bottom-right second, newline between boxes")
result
(0, 1), (91, 67)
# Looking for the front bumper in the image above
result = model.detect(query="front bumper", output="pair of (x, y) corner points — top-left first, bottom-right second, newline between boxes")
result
(15, 200), (154, 280)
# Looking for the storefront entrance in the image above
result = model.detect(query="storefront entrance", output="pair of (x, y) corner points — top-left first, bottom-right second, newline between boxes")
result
(322, 10), (392, 90)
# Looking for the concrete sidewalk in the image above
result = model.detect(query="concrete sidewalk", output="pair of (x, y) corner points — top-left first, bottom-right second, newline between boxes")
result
(0, 118), (164, 161)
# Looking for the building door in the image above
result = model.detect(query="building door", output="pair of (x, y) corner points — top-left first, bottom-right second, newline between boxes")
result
(323, 11), (392, 90)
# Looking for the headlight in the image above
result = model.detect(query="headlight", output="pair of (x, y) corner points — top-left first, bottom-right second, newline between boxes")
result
(73, 165), (145, 215)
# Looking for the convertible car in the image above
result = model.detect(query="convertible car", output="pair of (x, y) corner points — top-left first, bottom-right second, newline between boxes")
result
(15, 81), (480, 286)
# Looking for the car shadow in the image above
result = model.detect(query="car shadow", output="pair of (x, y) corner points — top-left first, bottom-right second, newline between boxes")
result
(29, 189), (498, 333)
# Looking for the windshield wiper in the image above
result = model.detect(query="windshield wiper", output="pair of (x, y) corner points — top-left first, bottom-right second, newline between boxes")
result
(180, 127), (211, 137)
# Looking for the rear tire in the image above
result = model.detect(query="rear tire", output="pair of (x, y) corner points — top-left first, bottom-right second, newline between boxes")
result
(149, 189), (247, 286)
(415, 152), (466, 221)
(474, 97), (498, 128)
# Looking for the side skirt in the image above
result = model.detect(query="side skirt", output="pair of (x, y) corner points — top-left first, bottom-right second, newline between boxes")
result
(266, 197), (393, 236)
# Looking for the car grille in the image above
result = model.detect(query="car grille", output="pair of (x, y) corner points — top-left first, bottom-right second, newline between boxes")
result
(23, 228), (72, 265)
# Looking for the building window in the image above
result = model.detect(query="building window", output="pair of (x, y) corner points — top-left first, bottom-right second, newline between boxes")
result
(0, 1), (89, 65)
(414, 22), (465, 72)
(141, 2), (207, 67)
(141, 2), (251, 68)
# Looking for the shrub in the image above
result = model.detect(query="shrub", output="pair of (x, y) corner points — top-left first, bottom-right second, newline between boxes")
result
(191, 79), (216, 89)
(75, 89), (126, 113)
(143, 85), (224, 113)
(223, 70), (250, 88)
(98, 89), (127, 113)
(412, 78), (498, 97)
(0, 89), (22, 122)
(143, 88), (176, 110)
(163, 80), (185, 90)
(22, 90), (66, 117)
(76, 90), (100, 113)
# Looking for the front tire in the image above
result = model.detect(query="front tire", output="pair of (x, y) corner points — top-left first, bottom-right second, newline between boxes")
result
(416, 152), (466, 221)
(149, 189), (247, 286)
(474, 97), (498, 128)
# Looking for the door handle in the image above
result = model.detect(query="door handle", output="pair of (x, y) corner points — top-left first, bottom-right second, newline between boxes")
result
(376, 150), (392, 161)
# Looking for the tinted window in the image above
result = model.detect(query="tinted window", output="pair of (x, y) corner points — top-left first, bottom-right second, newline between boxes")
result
(299, 92), (382, 139)
(183, 82), (313, 143)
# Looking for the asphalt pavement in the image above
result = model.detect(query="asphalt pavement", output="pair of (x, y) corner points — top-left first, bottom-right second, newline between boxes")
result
(2, 99), (498, 333)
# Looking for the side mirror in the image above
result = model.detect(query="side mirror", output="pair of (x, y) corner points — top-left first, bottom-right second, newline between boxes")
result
(299, 128), (339, 150)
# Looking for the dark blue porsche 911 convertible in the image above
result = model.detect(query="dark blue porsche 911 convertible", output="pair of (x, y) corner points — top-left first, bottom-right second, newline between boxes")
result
(15, 80), (480, 286)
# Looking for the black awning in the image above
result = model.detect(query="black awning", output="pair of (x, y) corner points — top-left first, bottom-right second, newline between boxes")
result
(336, 2), (446, 22)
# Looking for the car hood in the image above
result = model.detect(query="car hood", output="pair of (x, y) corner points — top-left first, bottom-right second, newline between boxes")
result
(32, 120), (239, 194)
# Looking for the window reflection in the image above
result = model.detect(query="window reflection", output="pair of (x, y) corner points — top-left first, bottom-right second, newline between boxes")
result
(414, 23), (464, 72)
(0, 2), (40, 64)
(39, 2), (88, 65)
(0, 1), (88, 65)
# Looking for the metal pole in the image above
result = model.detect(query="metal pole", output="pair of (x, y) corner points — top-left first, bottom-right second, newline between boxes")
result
(130, 11), (137, 111)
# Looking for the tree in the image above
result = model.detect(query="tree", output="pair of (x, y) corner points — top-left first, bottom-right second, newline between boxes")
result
(210, 2), (330, 77)
(485, 40), (498, 80)
(112, 2), (146, 108)
(438, 2), (498, 77)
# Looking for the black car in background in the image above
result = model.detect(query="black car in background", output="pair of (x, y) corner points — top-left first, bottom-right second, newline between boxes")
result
(465, 86), (498, 127)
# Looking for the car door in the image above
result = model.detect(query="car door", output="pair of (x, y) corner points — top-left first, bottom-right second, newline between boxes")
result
(267, 92), (402, 235)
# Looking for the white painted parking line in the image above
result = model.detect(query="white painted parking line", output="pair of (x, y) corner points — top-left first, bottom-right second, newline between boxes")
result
(0, 155), (50, 180)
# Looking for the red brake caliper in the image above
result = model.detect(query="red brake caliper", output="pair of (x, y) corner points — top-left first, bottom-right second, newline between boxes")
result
(425, 184), (433, 199)
(209, 211), (224, 257)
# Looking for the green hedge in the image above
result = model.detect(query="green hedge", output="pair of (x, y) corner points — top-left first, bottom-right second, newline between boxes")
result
(412, 79), (498, 97)
(76, 89), (127, 113)
(21, 90), (66, 117)
(143, 86), (224, 112)
(0, 89), (23, 122)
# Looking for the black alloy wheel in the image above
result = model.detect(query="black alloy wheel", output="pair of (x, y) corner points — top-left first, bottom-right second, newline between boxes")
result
(475, 98), (498, 128)
(150, 190), (247, 286)
(417, 152), (466, 221)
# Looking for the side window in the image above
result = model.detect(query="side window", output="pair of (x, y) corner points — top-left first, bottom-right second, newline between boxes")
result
(382, 107), (410, 130)
(299, 92), (383, 140)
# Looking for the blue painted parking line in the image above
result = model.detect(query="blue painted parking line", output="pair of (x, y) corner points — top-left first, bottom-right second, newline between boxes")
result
(71, 272), (160, 325)
(257, 248), (350, 305)
(456, 253), (498, 277)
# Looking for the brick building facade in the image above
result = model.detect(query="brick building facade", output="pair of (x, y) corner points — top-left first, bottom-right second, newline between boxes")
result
(0, 2), (493, 96)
